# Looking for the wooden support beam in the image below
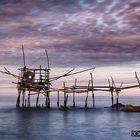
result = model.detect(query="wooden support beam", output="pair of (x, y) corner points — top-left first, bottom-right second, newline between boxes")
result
(27, 91), (30, 108)
(46, 92), (50, 108)
(36, 92), (40, 107)
(85, 80), (90, 109)
(90, 73), (95, 108)
(116, 82), (123, 109)
(135, 72), (140, 86)
(25, 99), (27, 109)
(111, 91), (114, 106)
(57, 90), (60, 107)
(108, 79), (114, 106)
(22, 45), (26, 67)
(73, 78), (77, 108)
(16, 89), (21, 107)
(64, 94), (68, 108)
(116, 92), (119, 109)
(22, 89), (25, 107)
(63, 82), (66, 106)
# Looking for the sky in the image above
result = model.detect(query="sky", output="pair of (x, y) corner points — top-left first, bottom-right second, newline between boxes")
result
(0, 0), (139, 67)
(0, 0), (140, 97)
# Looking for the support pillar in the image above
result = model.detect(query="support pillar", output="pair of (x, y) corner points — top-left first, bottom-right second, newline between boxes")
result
(16, 89), (21, 107)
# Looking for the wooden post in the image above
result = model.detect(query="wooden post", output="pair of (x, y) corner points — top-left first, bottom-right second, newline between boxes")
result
(108, 79), (114, 106)
(47, 93), (50, 108)
(45, 95), (47, 108)
(63, 82), (66, 106)
(22, 89), (25, 107)
(16, 89), (21, 107)
(73, 78), (77, 108)
(36, 92), (40, 107)
(64, 94), (68, 108)
(85, 80), (90, 109)
(57, 90), (60, 107)
(111, 90), (114, 106)
(25, 99), (27, 109)
(45, 70), (50, 108)
(27, 90), (30, 108)
(45, 92), (50, 108)
(90, 73), (95, 108)
(39, 65), (42, 83)
(116, 82), (123, 109)
(85, 94), (88, 109)
(116, 91), (119, 109)
(45, 50), (50, 108)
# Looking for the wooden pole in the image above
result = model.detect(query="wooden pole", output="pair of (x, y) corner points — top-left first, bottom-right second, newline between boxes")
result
(108, 79), (114, 106)
(111, 90), (114, 106)
(63, 82), (66, 106)
(73, 78), (77, 108)
(90, 73), (95, 108)
(45, 70), (50, 108)
(25, 99), (27, 109)
(85, 94), (88, 109)
(45, 90), (50, 108)
(16, 89), (21, 107)
(27, 90), (30, 108)
(57, 90), (60, 107)
(64, 94), (68, 108)
(36, 92), (40, 107)
(116, 82), (123, 109)
(22, 45), (26, 67)
(85, 80), (90, 109)
(22, 89), (25, 107)
(116, 91), (119, 109)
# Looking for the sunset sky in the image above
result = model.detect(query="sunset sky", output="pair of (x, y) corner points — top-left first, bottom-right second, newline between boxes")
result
(0, 0), (139, 67)
(0, 0), (140, 95)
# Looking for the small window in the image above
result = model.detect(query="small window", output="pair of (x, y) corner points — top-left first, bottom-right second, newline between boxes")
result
(28, 75), (32, 79)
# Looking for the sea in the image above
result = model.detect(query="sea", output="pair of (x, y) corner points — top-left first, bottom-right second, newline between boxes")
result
(0, 95), (140, 140)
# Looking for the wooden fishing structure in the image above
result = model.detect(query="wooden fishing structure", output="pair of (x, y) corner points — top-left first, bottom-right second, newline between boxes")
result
(0, 46), (140, 110)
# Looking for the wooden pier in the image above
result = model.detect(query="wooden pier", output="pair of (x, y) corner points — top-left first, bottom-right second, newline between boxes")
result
(0, 46), (140, 110)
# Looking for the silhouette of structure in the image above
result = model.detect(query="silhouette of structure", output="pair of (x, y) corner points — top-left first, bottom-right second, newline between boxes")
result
(0, 46), (140, 109)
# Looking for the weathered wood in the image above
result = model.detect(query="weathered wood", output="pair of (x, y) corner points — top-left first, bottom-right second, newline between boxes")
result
(111, 91), (114, 106)
(73, 78), (77, 108)
(116, 92), (119, 109)
(27, 91), (30, 108)
(16, 89), (21, 107)
(22, 45), (26, 67)
(46, 92), (50, 108)
(90, 73), (95, 108)
(64, 94), (68, 108)
(63, 82), (66, 106)
(57, 90), (60, 107)
(108, 79), (114, 106)
(25, 99), (27, 109)
(85, 80), (90, 109)
(22, 89), (25, 107)
(45, 49), (50, 70)
(36, 92), (40, 107)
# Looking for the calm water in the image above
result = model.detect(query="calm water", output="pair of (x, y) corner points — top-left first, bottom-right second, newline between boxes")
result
(0, 96), (140, 140)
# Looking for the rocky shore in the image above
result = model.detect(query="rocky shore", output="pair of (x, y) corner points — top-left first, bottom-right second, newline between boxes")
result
(111, 103), (140, 112)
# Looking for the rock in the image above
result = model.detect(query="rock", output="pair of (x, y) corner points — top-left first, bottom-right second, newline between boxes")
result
(59, 105), (69, 111)
(123, 105), (140, 112)
(111, 103), (125, 108)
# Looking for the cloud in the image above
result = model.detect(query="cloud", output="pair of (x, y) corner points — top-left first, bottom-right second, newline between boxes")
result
(0, 0), (139, 67)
